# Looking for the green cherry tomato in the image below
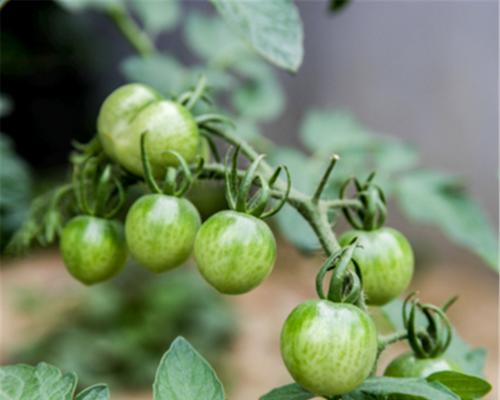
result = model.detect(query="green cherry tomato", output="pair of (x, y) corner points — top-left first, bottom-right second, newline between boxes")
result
(194, 210), (276, 294)
(97, 83), (200, 176)
(60, 216), (127, 285)
(384, 352), (460, 378)
(339, 227), (414, 305)
(125, 194), (201, 273)
(281, 300), (378, 397)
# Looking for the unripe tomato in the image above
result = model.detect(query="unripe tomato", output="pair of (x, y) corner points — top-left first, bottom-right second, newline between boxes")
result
(97, 83), (200, 176)
(125, 194), (201, 273)
(281, 300), (378, 397)
(384, 352), (460, 378)
(194, 210), (276, 294)
(60, 216), (127, 284)
(339, 228), (414, 305)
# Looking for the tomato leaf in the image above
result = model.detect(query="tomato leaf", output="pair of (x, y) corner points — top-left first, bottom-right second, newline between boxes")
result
(231, 61), (285, 122)
(210, 0), (304, 72)
(183, 11), (251, 65)
(344, 376), (460, 400)
(120, 55), (187, 97)
(0, 363), (77, 400)
(128, 0), (179, 36)
(259, 383), (315, 400)
(427, 371), (491, 400)
(75, 384), (110, 400)
(153, 336), (224, 400)
(382, 299), (487, 377)
(395, 170), (499, 271)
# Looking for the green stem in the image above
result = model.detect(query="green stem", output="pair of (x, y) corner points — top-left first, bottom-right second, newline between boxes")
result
(107, 5), (155, 57)
(378, 330), (408, 353)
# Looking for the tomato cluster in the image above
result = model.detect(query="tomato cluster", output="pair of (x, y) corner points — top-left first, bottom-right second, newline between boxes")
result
(58, 83), (457, 398)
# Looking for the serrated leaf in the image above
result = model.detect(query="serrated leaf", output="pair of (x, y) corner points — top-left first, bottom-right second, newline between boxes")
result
(183, 11), (251, 65)
(259, 383), (314, 400)
(427, 371), (491, 399)
(0, 363), (77, 400)
(382, 299), (487, 376)
(75, 384), (110, 400)
(395, 170), (498, 270)
(153, 336), (224, 400)
(129, 0), (179, 36)
(120, 55), (187, 97)
(346, 376), (459, 400)
(210, 0), (304, 72)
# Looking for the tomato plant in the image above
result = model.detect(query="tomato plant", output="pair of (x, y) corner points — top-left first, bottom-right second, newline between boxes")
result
(1, 1), (495, 400)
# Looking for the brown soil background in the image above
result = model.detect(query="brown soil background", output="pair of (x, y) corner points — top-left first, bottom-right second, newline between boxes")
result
(1, 242), (498, 400)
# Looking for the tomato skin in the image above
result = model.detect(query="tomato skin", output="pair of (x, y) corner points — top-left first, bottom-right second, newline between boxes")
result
(60, 216), (127, 285)
(384, 352), (460, 378)
(194, 210), (276, 294)
(97, 83), (200, 176)
(339, 228), (414, 305)
(125, 194), (201, 273)
(280, 300), (378, 396)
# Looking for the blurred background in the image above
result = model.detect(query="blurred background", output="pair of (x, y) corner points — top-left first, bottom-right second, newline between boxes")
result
(0, 1), (498, 399)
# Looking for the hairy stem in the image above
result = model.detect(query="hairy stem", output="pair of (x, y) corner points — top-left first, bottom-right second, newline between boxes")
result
(107, 5), (155, 57)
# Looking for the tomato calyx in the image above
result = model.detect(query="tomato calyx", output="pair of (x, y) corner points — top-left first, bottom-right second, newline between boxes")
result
(72, 155), (125, 219)
(220, 145), (291, 219)
(315, 238), (364, 307)
(403, 292), (455, 359)
(339, 172), (387, 231)
(140, 131), (204, 197)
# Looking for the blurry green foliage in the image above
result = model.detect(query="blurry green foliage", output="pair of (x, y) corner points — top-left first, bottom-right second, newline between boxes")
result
(268, 110), (498, 270)
(9, 267), (235, 390)
(0, 94), (32, 251)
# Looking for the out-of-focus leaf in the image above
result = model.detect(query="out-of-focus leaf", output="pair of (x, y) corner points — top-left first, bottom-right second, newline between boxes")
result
(344, 377), (459, 400)
(210, 0), (304, 72)
(329, 0), (351, 13)
(373, 140), (419, 175)
(75, 384), (110, 400)
(0, 134), (32, 250)
(231, 61), (284, 121)
(183, 11), (251, 66)
(382, 299), (487, 376)
(0, 363), (77, 400)
(395, 171), (498, 270)
(10, 269), (235, 390)
(120, 55), (187, 96)
(153, 337), (224, 400)
(0, 93), (13, 117)
(129, 0), (179, 36)
(427, 371), (491, 399)
(260, 383), (314, 400)
(54, 0), (121, 12)
(300, 110), (375, 155)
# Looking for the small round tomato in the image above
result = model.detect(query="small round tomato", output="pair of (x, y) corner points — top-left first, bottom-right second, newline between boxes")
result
(60, 216), (127, 284)
(384, 352), (460, 378)
(194, 210), (276, 294)
(339, 227), (414, 305)
(281, 300), (378, 397)
(125, 194), (201, 273)
(97, 83), (200, 176)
